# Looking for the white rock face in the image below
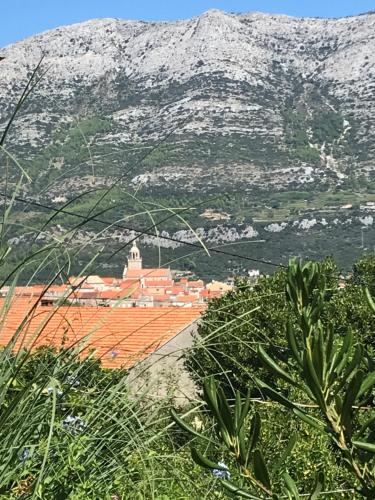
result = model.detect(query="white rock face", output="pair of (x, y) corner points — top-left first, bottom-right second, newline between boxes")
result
(359, 215), (374, 226)
(265, 223), (288, 233)
(299, 219), (317, 230)
(0, 10), (374, 167)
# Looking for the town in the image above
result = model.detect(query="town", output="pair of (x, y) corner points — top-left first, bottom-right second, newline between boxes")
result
(1, 241), (235, 307)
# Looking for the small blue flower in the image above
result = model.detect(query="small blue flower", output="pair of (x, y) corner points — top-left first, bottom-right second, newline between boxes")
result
(20, 448), (30, 462)
(66, 375), (80, 387)
(212, 461), (230, 480)
(63, 415), (87, 435)
(47, 386), (63, 396)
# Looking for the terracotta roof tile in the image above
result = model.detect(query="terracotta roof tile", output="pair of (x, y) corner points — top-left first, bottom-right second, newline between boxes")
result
(0, 300), (204, 368)
(186, 280), (205, 287)
(101, 277), (117, 285)
(73, 291), (99, 299)
(125, 269), (171, 279)
(151, 295), (170, 302)
(175, 295), (201, 303)
(120, 279), (140, 288)
(143, 279), (174, 287)
(97, 289), (134, 300)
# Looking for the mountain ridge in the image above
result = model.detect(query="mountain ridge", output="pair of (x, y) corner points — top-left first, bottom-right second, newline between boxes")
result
(0, 9), (374, 278)
(3, 8), (375, 50)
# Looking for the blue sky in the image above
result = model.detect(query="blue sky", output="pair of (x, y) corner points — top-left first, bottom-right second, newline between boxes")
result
(2, 0), (374, 47)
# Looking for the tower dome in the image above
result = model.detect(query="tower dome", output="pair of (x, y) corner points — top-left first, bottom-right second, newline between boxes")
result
(129, 241), (140, 260)
(123, 240), (143, 278)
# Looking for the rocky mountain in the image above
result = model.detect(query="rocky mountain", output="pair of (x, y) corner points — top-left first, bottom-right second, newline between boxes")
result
(0, 10), (375, 278)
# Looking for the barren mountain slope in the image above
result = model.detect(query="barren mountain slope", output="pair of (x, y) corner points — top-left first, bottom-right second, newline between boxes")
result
(0, 10), (374, 277)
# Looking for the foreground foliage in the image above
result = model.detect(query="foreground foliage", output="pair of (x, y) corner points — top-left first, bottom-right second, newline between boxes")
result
(175, 259), (375, 498)
(187, 256), (375, 390)
(0, 346), (221, 499)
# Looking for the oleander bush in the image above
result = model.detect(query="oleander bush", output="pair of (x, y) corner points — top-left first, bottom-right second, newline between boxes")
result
(186, 255), (375, 392)
(175, 259), (375, 498)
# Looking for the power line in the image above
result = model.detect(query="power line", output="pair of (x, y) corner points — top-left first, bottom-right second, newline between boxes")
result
(0, 191), (285, 269)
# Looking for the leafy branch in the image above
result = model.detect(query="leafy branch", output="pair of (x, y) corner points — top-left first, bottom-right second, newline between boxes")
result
(257, 259), (375, 498)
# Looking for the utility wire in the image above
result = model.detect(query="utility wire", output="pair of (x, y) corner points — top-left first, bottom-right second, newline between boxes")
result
(0, 191), (285, 269)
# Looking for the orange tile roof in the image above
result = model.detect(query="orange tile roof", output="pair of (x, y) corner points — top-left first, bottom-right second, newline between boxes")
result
(101, 277), (117, 285)
(49, 285), (69, 293)
(151, 295), (170, 302)
(67, 276), (88, 285)
(142, 287), (172, 295)
(143, 279), (174, 287)
(97, 289), (134, 300)
(0, 299), (204, 369)
(186, 280), (204, 288)
(73, 291), (99, 299)
(120, 279), (140, 288)
(125, 269), (171, 279)
(175, 295), (201, 303)
(12, 286), (50, 295)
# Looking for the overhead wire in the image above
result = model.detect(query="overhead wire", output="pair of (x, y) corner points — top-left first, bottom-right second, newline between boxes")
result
(0, 191), (286, 269)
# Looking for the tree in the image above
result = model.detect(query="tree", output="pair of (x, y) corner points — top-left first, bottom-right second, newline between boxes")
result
(185, 257), (343, 393)
(174, 259), (375, 498)
(352, 254), (375, 295)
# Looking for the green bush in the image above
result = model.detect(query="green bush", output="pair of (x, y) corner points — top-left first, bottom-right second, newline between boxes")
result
(185, 257), (343, 393)
(175, 259), (375, 498)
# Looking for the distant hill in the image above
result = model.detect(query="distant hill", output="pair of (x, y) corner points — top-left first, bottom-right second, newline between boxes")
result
(0, 10), (374, 279)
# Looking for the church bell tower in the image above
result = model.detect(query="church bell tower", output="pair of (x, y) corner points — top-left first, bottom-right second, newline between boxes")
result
(123, 241), (142, 278)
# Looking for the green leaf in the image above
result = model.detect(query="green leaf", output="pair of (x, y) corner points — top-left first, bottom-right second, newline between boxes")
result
(190, 447), (227, 470)
(309, 471), (324, 500)
(341, 370), (364, 431)
(282, 472), (300, 499)
(352, 440), (375, 453)
(217, 384), (235, 436)
(256, 379), (297, 410)
(258, 345), (301, 390)
(221, 480), (262, 499)
(238, 423), (247, 465)
(358, 371), (375, 398)
(203, 377), (221, 423)
(325, 325), (334, 367)
(170, 409), (212, 442)
(292, 408), (325, 432)
(237, 389), (251, 432)
(357, 414), (375, 437)
(272, 433), (297, 472)
(333, 344), (363, 396)
(365, 288), (375, 313)
(203, 377), (234, 443)
(311, 328), (325, 385)
(253, 449), (271, 490)
(248, 412), (261, 453)
(234, 390), (242, 432)
(303, 349), (327, 411)
(286, 322), (303, 367)
(333, 329), (353, 376)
